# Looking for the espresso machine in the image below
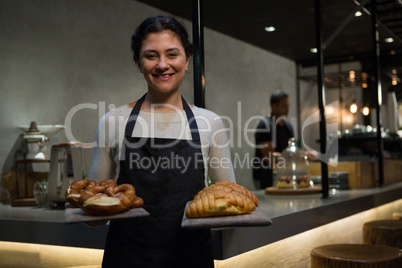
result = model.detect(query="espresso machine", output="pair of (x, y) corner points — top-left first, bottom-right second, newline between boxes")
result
(19, 122), (65, 163)
(20, 122), (47, 160)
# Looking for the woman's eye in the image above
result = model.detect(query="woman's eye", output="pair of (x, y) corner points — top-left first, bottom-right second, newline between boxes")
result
(168, 53), (178, 58)
(144, 54), (156, 59)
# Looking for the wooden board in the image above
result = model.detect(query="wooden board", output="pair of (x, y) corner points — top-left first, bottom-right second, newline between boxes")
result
(265, 186), (322, 195)
(65, 207), (150, 224)
(181, 202), (272, 229)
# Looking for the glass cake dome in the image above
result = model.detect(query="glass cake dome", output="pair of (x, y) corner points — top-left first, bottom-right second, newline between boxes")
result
(275, 138), (313, 189)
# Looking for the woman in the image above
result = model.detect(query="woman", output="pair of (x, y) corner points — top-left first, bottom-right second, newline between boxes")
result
(89, 16), (235, 267)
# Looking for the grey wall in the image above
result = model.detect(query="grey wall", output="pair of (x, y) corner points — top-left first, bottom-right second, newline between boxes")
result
(0, 0), (296, 190)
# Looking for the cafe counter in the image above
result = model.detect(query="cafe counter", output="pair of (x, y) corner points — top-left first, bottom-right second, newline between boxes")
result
(1, 182), (402, 265)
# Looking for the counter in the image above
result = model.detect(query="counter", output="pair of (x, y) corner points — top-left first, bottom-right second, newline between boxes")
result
(1, 182), (402, 259)
(219, 182), (402, 258)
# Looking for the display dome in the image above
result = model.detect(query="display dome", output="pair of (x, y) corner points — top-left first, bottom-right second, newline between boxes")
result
(275, 138), (313, 189)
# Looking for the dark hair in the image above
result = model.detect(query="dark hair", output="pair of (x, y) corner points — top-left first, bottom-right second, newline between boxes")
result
(131, 16), (193, 63)
(270, 90), (289, 105)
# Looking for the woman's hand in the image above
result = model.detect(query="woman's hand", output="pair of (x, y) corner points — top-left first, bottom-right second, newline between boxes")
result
(272, 152), (282, 160)
(305, 151), (318, 162)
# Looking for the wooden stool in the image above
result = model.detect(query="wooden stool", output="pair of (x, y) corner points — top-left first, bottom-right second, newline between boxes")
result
(363, 220), (402, 248)
(310, 244), (402, 268)
(393, 212), (402, 220)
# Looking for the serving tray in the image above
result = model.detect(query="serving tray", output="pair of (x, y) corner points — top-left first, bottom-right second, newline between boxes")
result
(65, 207), (150, 224)
(265, 186), (322, 195)
(181, 202), (272, 229)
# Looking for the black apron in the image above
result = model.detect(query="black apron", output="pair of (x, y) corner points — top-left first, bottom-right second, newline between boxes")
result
(102, 94), (214, 268)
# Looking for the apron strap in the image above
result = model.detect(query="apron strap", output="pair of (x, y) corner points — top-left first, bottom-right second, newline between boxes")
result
(124, 93), (201, 143)
(124, 93), (146, 138)
(182, 96), (201, 143)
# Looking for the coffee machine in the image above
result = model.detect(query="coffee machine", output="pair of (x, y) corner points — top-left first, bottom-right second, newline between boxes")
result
(19, 121), (65, 162)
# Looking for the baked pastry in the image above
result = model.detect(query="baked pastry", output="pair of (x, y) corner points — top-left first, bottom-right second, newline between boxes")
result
(214, 180), (259, 206)
(296, 175), (311, 188)
(97, 179), (117, 188)
(65, 179), (144, 215)
(131, 195), (144, 208)
(65, 179), (97, 207)
(276, 176), (295, 189)
(185, 180), (258, 218)
(276, 175), (311, 189)
(78, 184), (136, 216)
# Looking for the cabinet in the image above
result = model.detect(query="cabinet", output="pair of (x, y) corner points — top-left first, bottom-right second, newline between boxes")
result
(12, 151), (49, 206)
(309, 159), (402, 189)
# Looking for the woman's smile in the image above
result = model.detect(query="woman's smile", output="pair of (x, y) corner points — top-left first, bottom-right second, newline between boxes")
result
(154, 73), (174, 80)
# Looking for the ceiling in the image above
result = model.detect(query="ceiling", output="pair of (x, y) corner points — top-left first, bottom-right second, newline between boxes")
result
(136, 0), (402, 96)
(136, 0), (402, 63)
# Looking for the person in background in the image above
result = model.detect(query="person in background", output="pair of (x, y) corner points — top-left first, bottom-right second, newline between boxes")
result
(89, 16), (235, 267)
(252, 90), (294, 189)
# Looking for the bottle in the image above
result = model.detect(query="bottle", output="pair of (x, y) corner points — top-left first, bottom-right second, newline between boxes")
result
(275, 138), (312, 189)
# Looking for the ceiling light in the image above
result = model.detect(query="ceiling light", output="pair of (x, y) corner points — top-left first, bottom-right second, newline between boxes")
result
(265, 26), (275, 32)
(350, 103), (358, 114)
(310, 48), (317, 53)
(355, 11), (362, 17)
(349, 71), (355, 80)
(385, 37), (394, 43)
(362, 107), (370, 116)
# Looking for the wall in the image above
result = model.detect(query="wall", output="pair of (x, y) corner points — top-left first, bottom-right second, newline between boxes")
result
(0, 0), (296, 190)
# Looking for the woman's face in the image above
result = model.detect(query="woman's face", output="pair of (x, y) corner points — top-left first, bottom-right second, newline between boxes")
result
(137, 30), (189, 95)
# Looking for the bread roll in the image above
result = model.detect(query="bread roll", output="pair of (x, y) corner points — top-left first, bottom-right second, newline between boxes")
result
(185, 180), (258, 218)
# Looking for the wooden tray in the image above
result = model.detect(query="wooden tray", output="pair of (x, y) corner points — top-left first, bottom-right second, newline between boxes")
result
(181, 202), (272, 229)
(265, 186), (322, 195)
(65, 207), (150, 224)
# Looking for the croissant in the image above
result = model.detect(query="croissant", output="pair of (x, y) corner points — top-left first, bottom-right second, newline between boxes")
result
(185, 180), (258, 218)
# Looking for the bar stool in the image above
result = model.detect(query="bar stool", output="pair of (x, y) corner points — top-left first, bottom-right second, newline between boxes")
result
(363, 220), (402, 248)
(310, 244), (402, 268)
(393, 212), (402, 220)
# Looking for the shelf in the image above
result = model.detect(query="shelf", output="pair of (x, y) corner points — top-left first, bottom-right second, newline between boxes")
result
(15, 159), (50, 164)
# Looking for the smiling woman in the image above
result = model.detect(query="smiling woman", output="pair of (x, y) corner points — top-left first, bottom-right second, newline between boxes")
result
(88, 16), (236, 268)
